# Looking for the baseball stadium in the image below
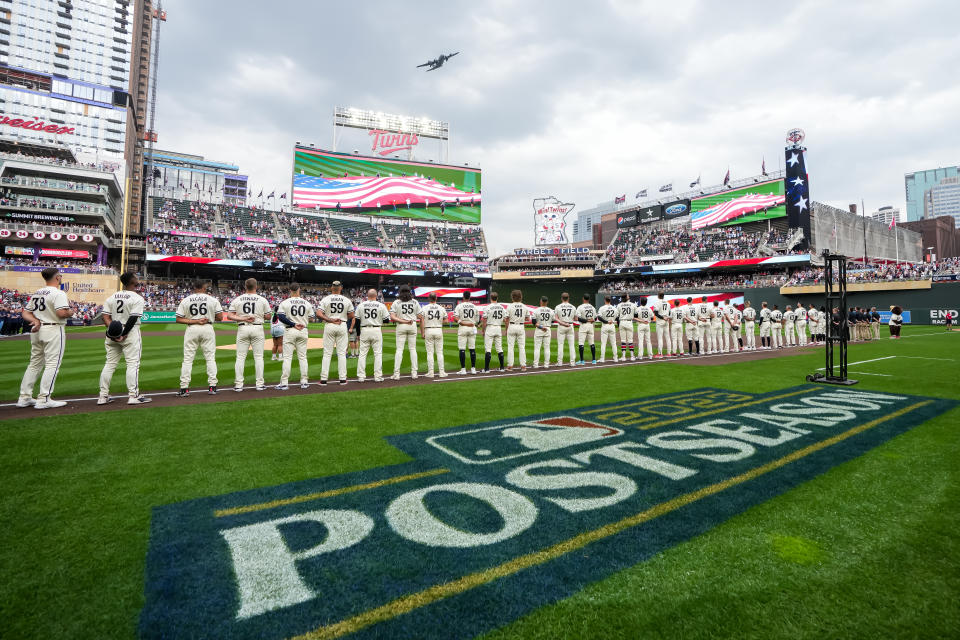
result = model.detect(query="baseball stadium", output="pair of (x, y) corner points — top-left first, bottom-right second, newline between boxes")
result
(2, 3), (960, 640)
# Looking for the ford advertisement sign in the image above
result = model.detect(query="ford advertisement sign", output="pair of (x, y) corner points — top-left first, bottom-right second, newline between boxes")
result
(662, 199), (691, 219)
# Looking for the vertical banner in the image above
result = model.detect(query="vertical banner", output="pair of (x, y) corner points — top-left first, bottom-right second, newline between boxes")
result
(784, 129), (811, 250)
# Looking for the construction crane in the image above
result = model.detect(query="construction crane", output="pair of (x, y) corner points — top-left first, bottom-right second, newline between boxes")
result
(144, 1), (165, 207)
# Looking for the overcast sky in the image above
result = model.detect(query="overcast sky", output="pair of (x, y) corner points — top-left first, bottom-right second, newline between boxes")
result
(155, 0), (960, 255)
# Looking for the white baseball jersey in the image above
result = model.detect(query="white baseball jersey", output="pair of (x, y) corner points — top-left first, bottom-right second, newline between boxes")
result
(103, 290), (145, 327)
(391, 298), (422, 323)
(759, 308), (771, 323)
(318, 294), (354, 322)
(807, 308), (818, 324)
(771, 310), (783, 323)
(743, 307), (756, 322)
(636, 306), (654, 325)
(277, 296), (315, 326)
(422, 303), (447, 328)
(796, 307), (808, 321)
(25, 286), (70, 324)
(505, 302), (531, 325)
(732, 308), (743, 325)
(176, 293), (223, 323)
(229, 293), (271, 324)
(784, 310), (796, 323)
(655, 298), (671, 321)
(597, 304), (618, 324)
(669, 305), (685, 324)
(724, 305), (736, 322)
(684, 304), (699, 324)
(554, 302), (576, 326)
(356, 300), (389, 327)
(482, 303), (506, 327)
(697, 302), (711, 322)
(616, 301), (637, 322)
(576, 303), (597, 324)
(710, 306), (723, 325)
(454, 302), (480, 325)
(533, 306), (555, 329)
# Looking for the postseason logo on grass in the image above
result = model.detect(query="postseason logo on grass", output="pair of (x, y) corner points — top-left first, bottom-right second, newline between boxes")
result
(140, 387), (955, 640)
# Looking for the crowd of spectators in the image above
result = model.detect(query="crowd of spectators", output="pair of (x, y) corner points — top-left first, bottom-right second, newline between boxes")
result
(1, 175), (106, 194)
(0, 195), (105, 214)
(0, 256), (115, 274)
(601, 225), (799, 267)
(147, 235), (220, 258)
(0, 286), (102, 330)
(0, 151), (120, 173)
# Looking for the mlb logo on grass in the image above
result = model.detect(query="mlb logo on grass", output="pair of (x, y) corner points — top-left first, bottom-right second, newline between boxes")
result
(427, 416), (624, 464)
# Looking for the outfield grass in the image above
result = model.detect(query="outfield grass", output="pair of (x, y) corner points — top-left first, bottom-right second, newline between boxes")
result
(0, 327), (957, 638)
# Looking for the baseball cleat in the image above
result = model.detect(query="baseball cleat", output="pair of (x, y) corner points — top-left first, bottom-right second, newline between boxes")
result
(339, 379), (348, 385)
(15, 397), (35, 408)
(208, 386), (218, 395)
(275, 384), (289, 391)
(34, 399), (66, 410)
(300, 382), (310, 389)
(390, 374), (400, 380)
(255, 385), (266, 391)
(374, 378), (383, 383)
(591, 359), (597, 364)
(177, 389), (190, 397)
(97, 395), (113, 405)
(128, 396), (152, 405)
(318, 380), (327, 385)
(457, 369), (467, 375)
(234, 387), (243, 393)
(437, 372), (448, 378)
(425, 372), (435, 378)
(470, 367), (477, 374)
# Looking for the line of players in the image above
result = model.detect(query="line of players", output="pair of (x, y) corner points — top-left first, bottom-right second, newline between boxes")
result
(14, 268), (829, 409)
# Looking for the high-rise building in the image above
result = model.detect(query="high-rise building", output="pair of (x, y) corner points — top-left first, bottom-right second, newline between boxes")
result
(0, 0), (154, 233)
(144, 149), (245, 206)
(571, 202), (616, 243)
(867, 206), (899, 227)
(905, 166), (960, 226)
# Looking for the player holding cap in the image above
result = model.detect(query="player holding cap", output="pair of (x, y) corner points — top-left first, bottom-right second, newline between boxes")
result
(729, 303), (743, 352)
(654, 292), (672, 358)
(453, 290), (480, 374)
(669, 298), (685, 356)
(683, 296), (699, 355)
(616, 294), (637, 361)
(575, 293), (597, 365)
(275, 283), (316, 389)
(596, 295), (618, 363)
(770, 304), (783, 349)
(355, 289), (389, 382)
(553, 292), (576, 367)
(505, 289), (531, 371)
(420, 292), (448, 377)
(635, 297), (654, 359)
(317, 280), (355, 385)
(742, 301), (756, 350)
(481, 291), (506, 373)
(532, 296), (555, 368)
(228, 278), (271, 392)
(176, 281), (223, 396)
(758, 301), (771, 349)
(17, 267), (73, 409)
(390, 285), (422, 380)
(99, 271), (151, 405)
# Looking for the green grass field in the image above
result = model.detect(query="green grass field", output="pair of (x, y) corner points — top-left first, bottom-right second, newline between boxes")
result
(1, 325), (957, 638)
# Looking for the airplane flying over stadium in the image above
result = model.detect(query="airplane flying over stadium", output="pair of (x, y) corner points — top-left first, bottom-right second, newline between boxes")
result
(417, 52), (458, 71)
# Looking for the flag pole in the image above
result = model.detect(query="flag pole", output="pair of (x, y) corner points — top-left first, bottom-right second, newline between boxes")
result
(861, 198), (867, 266)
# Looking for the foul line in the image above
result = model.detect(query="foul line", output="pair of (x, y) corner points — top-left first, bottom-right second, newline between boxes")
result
(214, 468), (450, 518)
(817, 355), (895, 370)
(286, 399), (933, 640)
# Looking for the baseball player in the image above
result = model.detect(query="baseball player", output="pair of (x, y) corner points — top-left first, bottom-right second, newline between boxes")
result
(596, 295), (619, 362)
(532, 296), (555, 368)
(616, 294), (637, 360)
(669, 299), (685, 356)
(697, 298), (712, 354)
(17, 267), (73, 409)
(743, 301), (756, 350)
(481, 291), (505, 372)
(453, 290), (480, 374)
(228, 278), (271, 392)
(783, 305), (797, 347)
(317, 280), (355, 385)
(758, 302), (772, 349)
(270, 313), (285, 360)
(505, 289), (531, 371)
(709, 301), (723, 354)
(420, 292), (448, 377)
(275, 283), (316, 389)
(795, 303), (808, 346)
(806, 305), (819, 344)
(654, 292), (672, 358)
(635, 297), (654, 359)
(390, 285), (422, 380)
(355, 288), (389, 382)
(770, 304), (783, 349)
(718, 300), (731, 352)
(176, 281), (224, 396)
(554, 292), (577, 366)
(683, 296), (699, 355)
(729, 304), (743, 352)
(99, 271), (151, 405)
(575, 293), (597, 365)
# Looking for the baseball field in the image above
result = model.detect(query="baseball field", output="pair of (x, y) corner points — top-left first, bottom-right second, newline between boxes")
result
(0, 325), (957, 639)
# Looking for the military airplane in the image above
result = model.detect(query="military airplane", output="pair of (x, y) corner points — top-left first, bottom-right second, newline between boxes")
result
(417, 52), (459, 71)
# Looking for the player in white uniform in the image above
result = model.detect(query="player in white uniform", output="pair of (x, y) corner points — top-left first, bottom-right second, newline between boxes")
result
(317, 281), (355, 385)
(596, 295), (619, 363)
(420, 292), (448, 377)
(176, 281), (224, 396)
(355, 289), (389, 382)
(505, 289), (531, 371)
(682, 297), (698, 355)
(729, 305), (743, 352)
(532, 297), (555, 368)
(275, 283), (316, 389)
(668, 299), (685, 356)
(390, 285), (422, 380)
(616, 295), (637, 361)
(758, 302), (772, 349)
(697, 298), (712, 354)
(453, 291), (480, 374)
(808, 306), (821, 344)
(98, 272), (150, 405)
(709, 301), (723, 354)
(742, 301), (757, 350)
(17, 267), (73, 409)
(783, 305), (797, 347)
(795, 303), (808, 346)
(653, 293), (672, 358)
(228, 278), (272, 392)
(575, 293), (597, 364)
(481, 292), (506, 372)
(553, 293), (577, 366)
(635, 297), (654, 359)
(770, 305), (783, 349)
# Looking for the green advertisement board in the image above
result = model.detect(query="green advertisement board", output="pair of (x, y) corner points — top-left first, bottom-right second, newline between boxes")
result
(143, 311), (176, 323)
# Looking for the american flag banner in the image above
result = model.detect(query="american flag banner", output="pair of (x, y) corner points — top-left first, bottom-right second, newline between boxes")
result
(293, 174), (480, 210)
(690, 193), (786, 230)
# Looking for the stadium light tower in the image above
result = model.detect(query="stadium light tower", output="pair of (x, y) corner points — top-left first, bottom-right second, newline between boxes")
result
(333, 107), (450, 163)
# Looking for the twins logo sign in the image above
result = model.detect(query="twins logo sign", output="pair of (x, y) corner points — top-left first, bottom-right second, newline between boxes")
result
(532, 196), (575, 245)
(140, 387), (954, 640)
